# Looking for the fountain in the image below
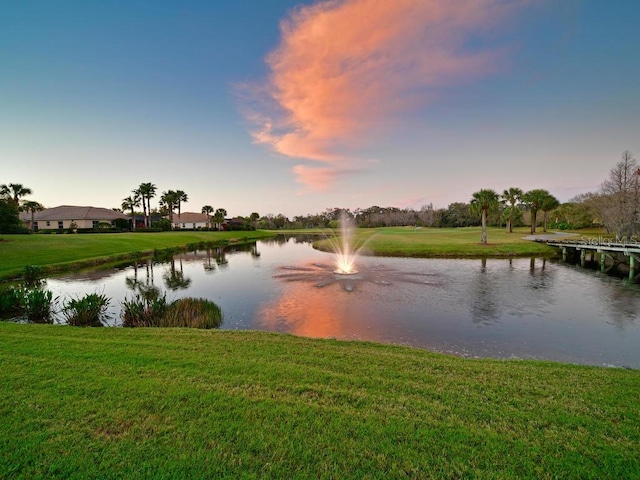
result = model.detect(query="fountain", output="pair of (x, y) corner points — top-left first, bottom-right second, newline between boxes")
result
(331, 213), (362, 275)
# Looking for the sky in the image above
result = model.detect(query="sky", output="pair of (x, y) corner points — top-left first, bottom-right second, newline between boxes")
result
(1, 0), (639, 218)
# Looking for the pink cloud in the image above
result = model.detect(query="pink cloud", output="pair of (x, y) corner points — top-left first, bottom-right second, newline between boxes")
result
(243, 0), (532, 189)
(292, 164), (363, 192)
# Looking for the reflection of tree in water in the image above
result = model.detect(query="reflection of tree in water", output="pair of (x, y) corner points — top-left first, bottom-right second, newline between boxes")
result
(125, 259), (158, 297)
(214, 247), (229, 269)
(468, 258), (558, 326)
(163, 258), (192, 291)
(469, 258), (499, 326)
(203, 249), (216, 273)
(528, 258), (552, 291)
(201, 244), (251, 272)
(260, 235), (317, 246)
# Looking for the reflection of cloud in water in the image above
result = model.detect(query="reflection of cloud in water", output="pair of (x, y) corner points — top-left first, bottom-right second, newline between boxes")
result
(258, 262), (442, 341)
(274, 261), (443, 292)
(261, 260), (445, 340)
(259, 282), (349, 338)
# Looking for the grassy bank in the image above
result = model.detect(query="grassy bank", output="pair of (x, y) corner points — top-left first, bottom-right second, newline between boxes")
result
(0, 231), (273, 279)
(0, 323), (637, 478)
(313, 226), (560, 258)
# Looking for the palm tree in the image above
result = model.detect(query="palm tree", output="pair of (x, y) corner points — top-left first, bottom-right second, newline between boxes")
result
(541, 193), (560, 232)
(249, 212), (260, 229)
(175, 190), (188, 219)
(201, 205), (214, 230)
(121, 195), (141, 231)
(1, 183), (32, 205)
(501, 187), (523, 233)
(213, 208), (227, 231)
(470, 189), (499, 244)
(132, 188), (146, 228)
(160, 190), (180, 225)
(137, 183), (157, 228)
(522, 189), (552, 234)
(21, 200), (44, 231)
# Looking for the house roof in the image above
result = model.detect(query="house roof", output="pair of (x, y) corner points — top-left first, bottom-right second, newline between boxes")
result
(20, 205), (129, 221)
(173, 212), (210, 223)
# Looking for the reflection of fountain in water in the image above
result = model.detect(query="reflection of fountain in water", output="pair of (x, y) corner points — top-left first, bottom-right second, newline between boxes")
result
(275, 261), (442, 292)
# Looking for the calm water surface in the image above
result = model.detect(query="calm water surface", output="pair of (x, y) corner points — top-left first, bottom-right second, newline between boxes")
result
(45, 237), (640, 368)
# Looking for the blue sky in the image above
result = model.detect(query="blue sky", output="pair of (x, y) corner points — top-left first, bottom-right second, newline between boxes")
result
(1, 0), (638, 218)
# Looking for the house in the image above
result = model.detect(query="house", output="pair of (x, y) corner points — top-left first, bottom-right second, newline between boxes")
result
(171, 212), (211, 230)
(20, 205), (130, 231)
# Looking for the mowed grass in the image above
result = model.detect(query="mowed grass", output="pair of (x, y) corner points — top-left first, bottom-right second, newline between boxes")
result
(314, 226), (560, 257)
(1, 323), (638, 479)
(0, 231), (273, 278)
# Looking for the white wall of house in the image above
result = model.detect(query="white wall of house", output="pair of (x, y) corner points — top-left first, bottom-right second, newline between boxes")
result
(172, 221), (208, 229)
(34, 219), (116, 230)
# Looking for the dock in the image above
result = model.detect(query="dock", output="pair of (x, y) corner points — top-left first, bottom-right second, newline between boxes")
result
(536, 236), (640, 279)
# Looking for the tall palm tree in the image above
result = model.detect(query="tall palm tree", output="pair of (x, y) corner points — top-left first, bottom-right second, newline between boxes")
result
(160, 190), (179, 225)
(175, 190), (188, 219)
(249, 212), (260, 229)
(201, 205), (214, 230)
(1, 183), (32, 205)
(501, 187), (523, 233)
(132, 188), (146, 228)
(137, 182), (157, 228)
(470, 189), (499, 244)
(121, 195), (141, 231)
(21, 200), (44, 231)
(522, 189), (551, 234)
(213, 208), (227, 231)
(541, 193), (560, 232)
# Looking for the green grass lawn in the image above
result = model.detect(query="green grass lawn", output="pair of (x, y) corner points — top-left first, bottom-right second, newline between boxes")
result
(0, 230), (273, 278)
(313, 226), (560, 257)
(1, 323), (638, 479)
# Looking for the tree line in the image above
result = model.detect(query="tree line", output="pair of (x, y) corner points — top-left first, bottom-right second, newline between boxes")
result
(121, 183), (259, 231)
(258, 150), (638, 241)
(3, 150), (637, 236)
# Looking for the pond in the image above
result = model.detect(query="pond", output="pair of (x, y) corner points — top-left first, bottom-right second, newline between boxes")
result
(43, 236), (640, 368)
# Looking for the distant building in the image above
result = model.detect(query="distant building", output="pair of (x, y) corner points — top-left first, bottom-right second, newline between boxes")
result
(20, 205), (130, 231)
(172, 212), (211, 230)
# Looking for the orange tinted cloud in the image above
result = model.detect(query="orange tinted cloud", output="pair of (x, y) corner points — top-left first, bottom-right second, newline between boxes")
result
(244, 0), (530, 188)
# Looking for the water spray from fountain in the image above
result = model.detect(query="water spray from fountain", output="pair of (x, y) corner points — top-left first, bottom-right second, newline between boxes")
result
(332, 213), (363, 275)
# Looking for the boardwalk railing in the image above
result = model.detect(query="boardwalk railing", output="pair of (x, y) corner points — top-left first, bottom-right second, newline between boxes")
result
(536, 237), (640, 278)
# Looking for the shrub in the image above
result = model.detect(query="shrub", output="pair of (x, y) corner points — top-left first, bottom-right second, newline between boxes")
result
(162, 298), (223, 329)
(23, 265), (46, 286)
(63, 293), (111, 327)
(152, 219), (172, 231)
(121, 291), (168, 327)
(0, 286), (23, 318)
(23, 289), (57, 323)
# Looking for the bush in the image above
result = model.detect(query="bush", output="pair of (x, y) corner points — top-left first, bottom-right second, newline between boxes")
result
(23, 289), (57, 323)
(152, 219), (172, 231)
(162, 298), (223, 329)
(121, 291), (168, 327)
(63, 293), (111, 327)
(0, 199), (29, 234)
(114, 218), (130, 230)
(0, 286), (23, 318)
(23, 265), (46, 286)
